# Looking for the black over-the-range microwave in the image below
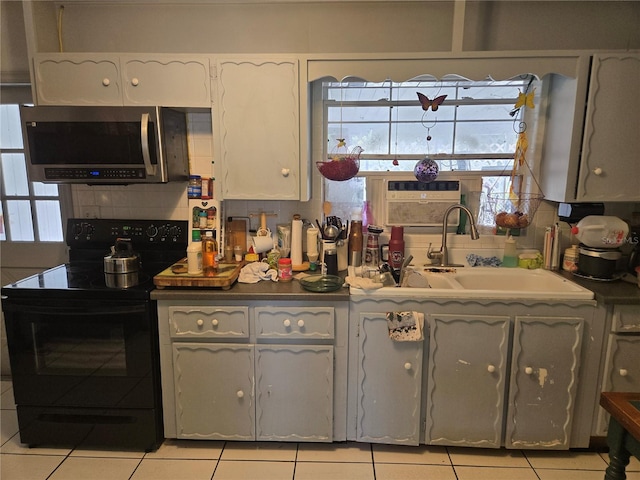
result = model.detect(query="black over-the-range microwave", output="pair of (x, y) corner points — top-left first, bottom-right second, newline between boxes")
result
(20, 105), (189, 184)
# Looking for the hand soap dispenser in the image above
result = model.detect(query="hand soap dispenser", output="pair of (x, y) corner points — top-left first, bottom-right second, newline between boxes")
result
(503, 235), (518, 268)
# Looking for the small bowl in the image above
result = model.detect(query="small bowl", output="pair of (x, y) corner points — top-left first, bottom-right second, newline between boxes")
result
(299, 274), (344, 292)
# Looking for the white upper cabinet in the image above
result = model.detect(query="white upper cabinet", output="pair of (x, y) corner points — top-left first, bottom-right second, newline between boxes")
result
(576, 53), (640, 201)
(540, 52), (640, 202)
(213, 57), (300, 200)
(33, 54), (211, 107)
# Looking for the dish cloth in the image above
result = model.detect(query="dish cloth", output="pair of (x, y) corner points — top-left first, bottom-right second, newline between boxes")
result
(466, 253), (502, 267)
(345, 276), (383, 290)
(238, 262), (278, 283)
(385, 311), (425, 342)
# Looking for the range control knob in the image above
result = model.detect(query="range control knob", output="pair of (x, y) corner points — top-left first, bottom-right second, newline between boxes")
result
(146, 225), (159, 238)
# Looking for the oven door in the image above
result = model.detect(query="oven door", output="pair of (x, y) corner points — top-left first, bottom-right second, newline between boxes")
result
(3, 296), (160, 410)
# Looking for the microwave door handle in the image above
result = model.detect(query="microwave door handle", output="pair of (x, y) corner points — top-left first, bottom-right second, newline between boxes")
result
(141, 113), (156, 176)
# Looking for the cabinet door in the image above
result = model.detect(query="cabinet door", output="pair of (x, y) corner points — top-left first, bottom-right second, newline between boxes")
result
(121, 56), (211, 107)
(596, 334), (640, 435)
(505, 317), (584, 449)
(577, 53), (640, 201)
(215, 58), (300, 200)
(426, 314), (510, 448)
(356, 312), (423, 445)
(255, 345), (333, 442)
(173, 343), (254, 440)
(34, 54), (122, 105)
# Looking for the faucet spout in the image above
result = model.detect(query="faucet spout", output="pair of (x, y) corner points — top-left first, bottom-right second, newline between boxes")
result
(427, 203), (480, 267)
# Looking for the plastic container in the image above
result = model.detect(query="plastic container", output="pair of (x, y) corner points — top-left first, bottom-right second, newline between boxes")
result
(202, 231), (218, 277)
(187, 230), (203, 275)
(570, 215), (629, 248)
(562, 245), (579, 272)
(278, 258), (293, 282)
(502, 235), (518, 267)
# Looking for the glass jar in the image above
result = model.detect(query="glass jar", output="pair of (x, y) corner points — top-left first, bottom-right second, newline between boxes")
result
(278, 258), (293, 282)
(188, 175), (202, 199)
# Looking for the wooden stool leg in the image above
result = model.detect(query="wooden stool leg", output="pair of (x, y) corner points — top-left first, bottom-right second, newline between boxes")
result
(605, 419), (631, 480)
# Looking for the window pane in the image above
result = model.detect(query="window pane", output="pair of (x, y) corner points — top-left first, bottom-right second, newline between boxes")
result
(0, 105), (24, 148)
(1, 153), (30, 195)
(454, 122), (516, 154)
(35, 200), (64, 241)
(328, 123), (390, 155)
(32, 182), (59, 196)
(6, 200), (34, 241)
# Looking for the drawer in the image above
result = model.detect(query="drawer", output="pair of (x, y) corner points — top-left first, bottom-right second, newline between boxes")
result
(255, 307), (334, 340)
(612, 305), (640, 332)
(169, 306), (249, 339)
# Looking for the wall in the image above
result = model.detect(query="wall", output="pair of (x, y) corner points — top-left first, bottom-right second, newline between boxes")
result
(4, 0), (640, 254)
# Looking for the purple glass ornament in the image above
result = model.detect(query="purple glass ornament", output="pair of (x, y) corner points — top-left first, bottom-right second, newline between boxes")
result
(414, 156), (439, 183)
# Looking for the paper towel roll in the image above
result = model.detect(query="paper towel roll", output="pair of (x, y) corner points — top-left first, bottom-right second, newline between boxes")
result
(306, 227), (319, 256)
(291, 218), (303, 266)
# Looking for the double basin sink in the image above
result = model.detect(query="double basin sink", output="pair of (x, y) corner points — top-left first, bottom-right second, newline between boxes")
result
(351, 267), (594, 300)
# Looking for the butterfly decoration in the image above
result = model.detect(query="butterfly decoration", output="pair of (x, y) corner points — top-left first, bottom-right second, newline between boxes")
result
(417, 92), (447, 112)
(336, 138), (347, 148)
(510, 88), (535, 117)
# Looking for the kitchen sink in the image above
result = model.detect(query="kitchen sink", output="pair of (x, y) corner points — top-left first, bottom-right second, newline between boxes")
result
(350, 267), (594, 300)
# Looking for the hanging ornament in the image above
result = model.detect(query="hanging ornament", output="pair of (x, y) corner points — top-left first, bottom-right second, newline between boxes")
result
(414, 156), (439, 183)
(414, 99), (440, 183)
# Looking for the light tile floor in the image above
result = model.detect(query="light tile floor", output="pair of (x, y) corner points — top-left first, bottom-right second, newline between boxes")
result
(2, 380), (640, 480)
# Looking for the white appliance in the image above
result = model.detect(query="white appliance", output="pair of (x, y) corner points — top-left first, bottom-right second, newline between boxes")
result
(384, 179), (461, 227)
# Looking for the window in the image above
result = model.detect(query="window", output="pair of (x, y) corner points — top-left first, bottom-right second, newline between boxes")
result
(324, 76), (537, 172)
(1, 104), (65, 242)
(321, 76), (540, 226)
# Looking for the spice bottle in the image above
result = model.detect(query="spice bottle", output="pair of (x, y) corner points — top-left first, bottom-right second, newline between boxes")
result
(188, 175), (202, 199)
(202, 231), (218, 277)
(562, 245), (579, 272)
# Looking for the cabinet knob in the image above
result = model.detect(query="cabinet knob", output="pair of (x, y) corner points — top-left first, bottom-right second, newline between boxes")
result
(487, 364), (496, 373)
(212, 319), (219, 327)
(619, 368), (629, 377)
(102, 78), (110, 86)
(524, 367), (533, 375)
(281, 168), (290, 177)
(404, 362), (412, 371)
(196, 319), (204, 327)
(297, 319), (305, 328)
(131, 77), (139, 86)
(236, 390), (244, 398)
(283, 319), (291, 327)
(593, 167), (603, 176)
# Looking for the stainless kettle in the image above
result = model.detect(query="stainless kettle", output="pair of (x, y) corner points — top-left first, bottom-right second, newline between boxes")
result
(104, 238), (141, 288)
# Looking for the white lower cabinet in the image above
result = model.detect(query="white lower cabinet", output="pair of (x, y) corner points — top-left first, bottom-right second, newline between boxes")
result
(426, 314), (510, 448)
(595, 305), (640, 436)
(158, 301), (345, 442)
(173, 343), (255, 440)
(505, 316), (584, 449)
(355, 312), (423, 445)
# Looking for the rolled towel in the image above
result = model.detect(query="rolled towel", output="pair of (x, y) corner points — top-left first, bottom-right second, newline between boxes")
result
(239, 262), (278, 283)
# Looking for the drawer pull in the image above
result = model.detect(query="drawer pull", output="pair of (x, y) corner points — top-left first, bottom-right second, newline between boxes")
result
(102, 78), (110, 86)
(619, 368), (629, 377)
(297, 319), (305, 328)
(593, 167), (603, 176)
(236, 390), (244, 398)
(212, 319), (219, 327)
(524, 367), (533, 375)
(283, 319), (291, 328)
(404, 362), (412, 371)
(196, 319), (204, 327)
(487, 364), (496, 373)
(131, 77), (139, 86)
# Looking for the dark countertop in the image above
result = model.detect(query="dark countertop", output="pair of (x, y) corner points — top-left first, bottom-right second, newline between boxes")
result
(556, 270), (640, 305)
(151, 275), (350, 302)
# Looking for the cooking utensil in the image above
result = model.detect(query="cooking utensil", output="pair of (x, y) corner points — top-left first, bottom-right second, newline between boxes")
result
(323, 224), (339, 241)
(104, 238), (141, 288)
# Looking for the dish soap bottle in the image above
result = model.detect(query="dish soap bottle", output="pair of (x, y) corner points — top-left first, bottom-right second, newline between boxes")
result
(503, 235), (518, 268)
